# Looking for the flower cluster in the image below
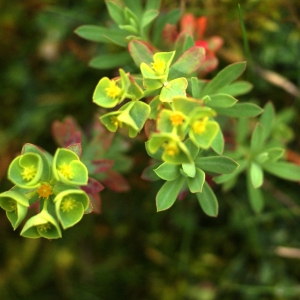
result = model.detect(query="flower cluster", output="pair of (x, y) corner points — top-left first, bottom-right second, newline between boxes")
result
(0, 144), (93, 239)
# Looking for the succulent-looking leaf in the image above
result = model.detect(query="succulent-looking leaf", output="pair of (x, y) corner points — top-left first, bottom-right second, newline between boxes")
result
(156, 176), (185, 211)
(195, 156), (239, 174)
(250, 123), (265, 153)
(196, 182), (218, 217)
(154, 162), (181, 181)
(128, 40), (153, 67)
(250, 162), (264, 188)
(187, 168), (205, 193)
(247, 170), (264, 213)
(215, 103), (263, 118)
(262, 162), (300, 181)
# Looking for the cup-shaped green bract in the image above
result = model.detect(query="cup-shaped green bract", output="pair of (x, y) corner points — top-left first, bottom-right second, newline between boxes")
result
(53, 148), (88, 186)
(20, 209), (62, 239)
(93, 69), (130, 108)
(148, 133), (193, 164)
(0, 191), (29, 230)
(8, 153), (43, 189)
(54, 189), (89, 229)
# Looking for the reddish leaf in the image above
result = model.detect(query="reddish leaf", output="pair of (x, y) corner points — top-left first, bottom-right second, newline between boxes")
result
(195, 16), (207, 39)
(67, 143), (82, 158)
(52, 117), (82, 147)
(180, 13), (196, 36)
(128, 40), (153, 67)
(102, 170), (130, 192)
(92, 159), (114, 173)
(86, 193), (102, 214)
(81, 177), (105, 194)
(162, 23), (178, 45)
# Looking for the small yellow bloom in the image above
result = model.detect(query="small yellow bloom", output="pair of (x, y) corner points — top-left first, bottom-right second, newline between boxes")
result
(37, 223), (51, 232)
(163, 142), (179, 157)
(59, 163), (74, 180)
(192, 117), (209, 134)
(151, 60), (166, 75)
(61, 197), (77, 212)
(21, 165), (37, 181)
(170, 113), (185, 126)
(37, 183), (53, 199)
(105, 80), (121, 98)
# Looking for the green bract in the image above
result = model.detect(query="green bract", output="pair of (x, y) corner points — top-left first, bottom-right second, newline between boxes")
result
(0, 191), (29, 229)
(8, 153), (43, 189)
(54, 189), (89, 229)
(21, 209), (62, 239)
(53, 148), (88, 186)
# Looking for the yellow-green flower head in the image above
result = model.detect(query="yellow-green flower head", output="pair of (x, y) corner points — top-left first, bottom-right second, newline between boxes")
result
(8, 153), (43, 189)
(53, 148), (88, 186)
(20, 209), (62, 239)
(0, 190), (29, 230)
(54, 189), (89, 229)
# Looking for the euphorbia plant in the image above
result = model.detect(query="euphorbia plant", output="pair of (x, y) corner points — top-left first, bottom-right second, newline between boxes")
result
(1, 0), (300, 238)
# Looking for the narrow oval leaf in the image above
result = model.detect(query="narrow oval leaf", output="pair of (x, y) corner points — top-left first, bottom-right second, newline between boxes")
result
(195, 156), (239, 174)
(156, 176), (185, 211)
(250, 162), (264, 188)
(247, 170), (264, 213)
(168, 46), (205, 79)
(142, 9), (159, 28)
(89, 52), (131, 69)
(201, 62), (247, 96)
(154, 163), (180, 181)
(128, 40), (153, 67)
(207, 94), (238, 108)
(217, 81), (253, 96)
(250, 123), (265, 153)
(260, 102), (275, 140)
(106, 1), (126, 25)
(187, 168), (205, 193)
(196, 182), (218, 217)
(262, 162), (300, 181)
(215, 103), (263, 118)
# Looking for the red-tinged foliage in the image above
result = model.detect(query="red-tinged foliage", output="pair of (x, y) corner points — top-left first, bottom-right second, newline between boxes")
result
(102, 170), (131, 192)
(91, 159), (115, 174)
(52, 117), (82, 147)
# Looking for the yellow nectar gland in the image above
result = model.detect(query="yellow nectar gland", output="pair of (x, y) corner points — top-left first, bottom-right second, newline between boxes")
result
(163, 142), (179, 157)
(170, 113), (184, 126)
(105, 80), (121, 99)
(61, 197), (77, 212)
(110, 116), (121, 128)
(192, 117), (209, 134)
(59, 163), (74, 180)
(151, 60), (166, 75)
(37, 183), (53, 199)
(21, 165), (37, 181)
(9, 200), (17, 211)
(37, 223), (51, 232)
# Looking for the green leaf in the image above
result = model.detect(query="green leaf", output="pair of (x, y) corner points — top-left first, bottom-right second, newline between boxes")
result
(153, 8), (181, 46)
(217, 81), (252, 96)
(182, 163), (196, 178)
(141, 9), (159, 28)
(207, 93), (238, 108)
(262, 161), (300, 181)
(247, 170), (264, 213)
(236, 118), (250, 143)
(200, 62), (247, 96)
(215, 103), (263, 118)
(106, 1), (125, 25)
(124, 0), (143, 16)
(187, 168), (205, 193)
(260, 102), (275, 140)
(146, 0), (161, 10)
(160, 78), (188, 102)
(141, 163), (161, 181)
(168, 46), (205, 80)
(156, 176), (185, 211)
(75, 25), (127, 47)
(214, 159), (248, 184)
(250, 123), (265, 153)
(211, 128), (224, 155)
(250, 162), (264, 188)
(195, 156), (239, 174)
(196, 182), (218, 217)
(154, 162), (180, 181)
(128, 40), (153, 67)
(172, 96), (204, 116)
(89, 52), (131, 69)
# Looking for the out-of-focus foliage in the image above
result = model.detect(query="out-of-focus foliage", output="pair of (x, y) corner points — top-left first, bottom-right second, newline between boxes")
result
(0, 0), (300, 300)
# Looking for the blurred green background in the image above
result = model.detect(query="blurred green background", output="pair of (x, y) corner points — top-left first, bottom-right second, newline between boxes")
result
(0, 0), (300, 299)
